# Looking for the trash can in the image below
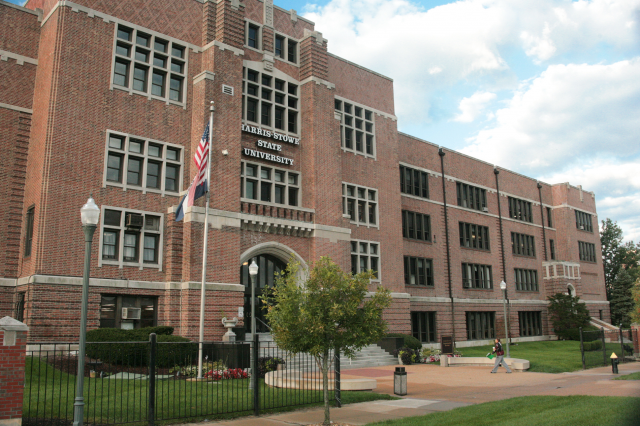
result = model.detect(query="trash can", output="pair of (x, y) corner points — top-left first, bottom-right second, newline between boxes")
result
(394, 366), (407, 396)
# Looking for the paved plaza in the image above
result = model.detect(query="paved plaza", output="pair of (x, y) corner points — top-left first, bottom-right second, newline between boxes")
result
(188, 362), (640, 425)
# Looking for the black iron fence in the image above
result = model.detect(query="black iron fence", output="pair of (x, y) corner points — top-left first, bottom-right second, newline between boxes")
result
(579, 327), (609, 370)
(24, 335), (339, 425)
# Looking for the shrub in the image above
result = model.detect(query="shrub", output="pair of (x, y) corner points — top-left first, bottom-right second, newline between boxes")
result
(556, 326), (600, 341)
(385, 333), (422, 350)
(582, 340), (603, 351)
(155, 335), (195, 368)
(258, 356), (285, 378)
(86, 326), (174, 343)
(393, 346), (419, 365)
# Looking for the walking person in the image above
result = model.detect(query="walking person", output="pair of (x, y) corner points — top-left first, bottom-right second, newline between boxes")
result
(491, 338), (512, 373)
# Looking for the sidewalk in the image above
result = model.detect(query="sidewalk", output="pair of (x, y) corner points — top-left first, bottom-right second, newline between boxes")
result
(188, 362), (640, 426)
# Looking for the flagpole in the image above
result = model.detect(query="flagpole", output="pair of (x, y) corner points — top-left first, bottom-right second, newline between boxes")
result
(197, 102), (214, 379)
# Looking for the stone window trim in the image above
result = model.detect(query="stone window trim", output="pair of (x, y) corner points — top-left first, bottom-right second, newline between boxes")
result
(110, 24), (188, 108)
(273, 30), (299, 65)
(242, 19), (301, 66)
(98, 206), (164, 271)
(102, 130), (183, 197)
(240, 160), (301, 207)
(350, 239), (381, 282)
(342, 182), (379, 228)
(514, 268), (539, 292)
(242, 62), (300, 137)
(334, 96), (377, 159)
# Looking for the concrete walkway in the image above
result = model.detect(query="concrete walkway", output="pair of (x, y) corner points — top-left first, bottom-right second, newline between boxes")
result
(188, 363), (640, 426)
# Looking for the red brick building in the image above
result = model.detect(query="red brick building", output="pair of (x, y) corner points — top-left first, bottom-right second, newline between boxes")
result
(0, 0), (609, 346)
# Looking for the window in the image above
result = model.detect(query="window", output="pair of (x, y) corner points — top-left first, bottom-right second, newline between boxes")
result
(575, 210), (593, 232)
(246, 23), (260, 49)
(99, 295), (157, 329)
(401, 210), (431, 241)
(351, 240), (380, 280)
(274, 34), (298, 64)
(112, 25), (186, 104)
(462, 263), (492, 289)
(336, 99), (376, 157)
(104, 132), (182, 195)
(511, 232), (535, 257)
(399, 165), (429, 199)
(519, 311), (542, 337)
(100, 208), (163, 268)
(456, 182), (487, 211)
(514, 268), (538, 291)
(242, 68), (299, 135)
(550, 239), (556, 260)
(404, 256), (434, 286)
(546, 207), (553, 227)
(466, 312), (495, 340)
(287, 40), (297, 63)
(459, 222), (490, 251)
(578, 241), (596, 262)
(15, 292), (25, 323)
(411, 312), (436, 343)
(24, 206), (34, 256)
(241, 162), (300, 206)
(342, 183), (378, 226)
(508, 196), (533, 223)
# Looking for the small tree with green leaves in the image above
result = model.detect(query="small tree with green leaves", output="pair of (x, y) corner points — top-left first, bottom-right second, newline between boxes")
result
(547, 293), (590, 338)
(264, 256), (392, 426)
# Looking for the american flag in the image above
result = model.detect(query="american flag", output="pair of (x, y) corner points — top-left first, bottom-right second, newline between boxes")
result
(194, 123), (210, 187)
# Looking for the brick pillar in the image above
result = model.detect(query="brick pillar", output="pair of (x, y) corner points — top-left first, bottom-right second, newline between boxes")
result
(632, 324), (639, 357)
(0, 316), (29, 426)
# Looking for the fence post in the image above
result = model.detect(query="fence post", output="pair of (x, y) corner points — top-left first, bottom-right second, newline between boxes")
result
(148, 333), (157, 426)
(600, 327), (607, 367)
(0, 317), (29, 424)
(579, 327), (585, 370)
(334, 346), (341, 408)
(253, 333), (259, 416)
(619, 325), (625, 364)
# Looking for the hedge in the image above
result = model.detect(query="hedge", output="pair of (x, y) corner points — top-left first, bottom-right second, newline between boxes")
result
(582, 340), (603, 351)
(556, 326), (600, 342)
(385, 333), (422, 350)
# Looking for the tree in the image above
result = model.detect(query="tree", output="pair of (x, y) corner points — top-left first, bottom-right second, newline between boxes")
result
(629, 277), (640, 325)
(547, 293), (590, 335)
(610, 269), (635, 327)
(600, 219), (640, 297)
(264, 257), (392, 426)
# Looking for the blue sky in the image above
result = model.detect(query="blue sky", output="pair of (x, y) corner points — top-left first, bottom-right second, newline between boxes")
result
(9, 0), (640, 242)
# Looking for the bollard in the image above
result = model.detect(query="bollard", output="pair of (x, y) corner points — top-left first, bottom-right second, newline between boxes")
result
(610, 353), (619, 374)
(394, 367), (407, 396)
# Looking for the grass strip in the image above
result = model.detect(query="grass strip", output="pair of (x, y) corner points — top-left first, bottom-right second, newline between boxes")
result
(614, 371), (640, 380)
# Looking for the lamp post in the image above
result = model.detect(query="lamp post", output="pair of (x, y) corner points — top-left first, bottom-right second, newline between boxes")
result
(73, 196), (100, 426)
(499, 280), (510, 358)
(248, 259), (258, 390)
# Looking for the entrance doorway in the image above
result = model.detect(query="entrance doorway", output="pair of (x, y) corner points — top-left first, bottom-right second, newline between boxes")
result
(241, 254), (287, 333)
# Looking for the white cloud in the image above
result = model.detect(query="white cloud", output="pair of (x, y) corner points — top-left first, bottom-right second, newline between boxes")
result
(453, 91), (497, 123)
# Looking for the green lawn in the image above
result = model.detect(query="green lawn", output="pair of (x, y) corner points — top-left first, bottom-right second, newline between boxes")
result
(368, 396), (640, 426)
(614, 371), (640, 380)
(459, 340), (617, 373)
(23, 357), (394, 425)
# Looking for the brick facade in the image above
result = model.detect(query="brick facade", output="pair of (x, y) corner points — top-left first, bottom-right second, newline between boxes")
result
(0, 317), (29, 425)
(0, 0), (609, 347)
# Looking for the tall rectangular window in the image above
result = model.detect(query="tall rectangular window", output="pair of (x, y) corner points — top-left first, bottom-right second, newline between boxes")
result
(508, 196), (533, 223)
(462, 263), (492, 289)
(241, 162), (300, 207)
(519, 311), (542, 337)
(459, 222), (490, 251)
(343, 183), (378, 226)
(514, 268), (538, 291)
(336, 100), (376, 157)
(15, 292), (25, 322)
(404, 256), (434, 287)
(411, 312), (436, 343)
(399, 165), (429, 199)
(247, 23), (259, 49)
(275, 35), (285, 58)
(288, 40), (297, 63)
(351, 240), (380, 280)
(401, 210), (431, 241)
(456, 182), (487, 212)
(575, 210), (593, 232)
(24, 206), (35, 256)
(104, 132), (182, 195)
(112, 25), (187, 104)
(578, 241), (596, 262)
(546, 207), (553, 227)
(511, 232), (536, 257)
(466, 312), (495, 340)
(550, 239), (556, 260)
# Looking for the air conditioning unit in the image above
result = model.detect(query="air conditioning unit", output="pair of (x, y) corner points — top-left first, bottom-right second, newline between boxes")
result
(463, 280), (471, 288)
(122, 307), (141, 320)
(579, 225), (584, 230)
(125, 213), (144, 228)
(482, 207), (489, 212)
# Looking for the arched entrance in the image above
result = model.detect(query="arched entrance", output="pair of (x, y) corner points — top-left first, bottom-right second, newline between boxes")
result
(240, 254), (288, 333)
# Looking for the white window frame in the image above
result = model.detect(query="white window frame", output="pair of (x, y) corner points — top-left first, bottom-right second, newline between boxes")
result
(335, 96), (376, 159)
(98, 206), (164, 271)
(110, 24), (188, 107)
(240, 160), (301, 207)
(350, 239), (381, 282)
(102, 130), (183, 197)
(342, 182), (379, 228)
